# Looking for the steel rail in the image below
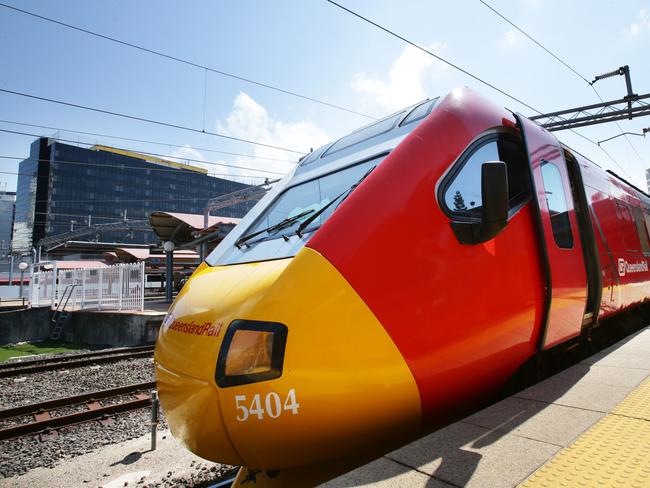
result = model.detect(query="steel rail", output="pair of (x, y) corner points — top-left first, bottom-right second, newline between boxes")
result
(0, 348), (155, 378)
(0, 381), (156, 419)
(0, 381), (156, 440)
(0, 345), (155, 370)
(202, 476), (237, 488)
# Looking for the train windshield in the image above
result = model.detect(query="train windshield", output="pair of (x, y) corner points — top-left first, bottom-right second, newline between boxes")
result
(209, 155), (385, 265)
(241, 156), (383, 245)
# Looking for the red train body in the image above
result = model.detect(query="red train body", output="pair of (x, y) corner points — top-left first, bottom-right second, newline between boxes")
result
(155, 88), (650, 484)
(310, 88), (650, 426)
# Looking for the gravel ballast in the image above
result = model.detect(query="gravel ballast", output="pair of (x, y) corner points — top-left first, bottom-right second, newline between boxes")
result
(0, 350), (236, 486)
(0, 357), (155, 409)
(3, 428), (237, 487)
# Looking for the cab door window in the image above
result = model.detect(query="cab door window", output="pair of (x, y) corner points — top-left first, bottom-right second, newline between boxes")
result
(441, 133), (529, 219)
(540, 162), (573, 249)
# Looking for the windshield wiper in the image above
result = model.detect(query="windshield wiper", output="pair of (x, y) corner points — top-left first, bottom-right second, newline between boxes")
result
(235, 209), (314, 248)
(295, 166), (375, 237)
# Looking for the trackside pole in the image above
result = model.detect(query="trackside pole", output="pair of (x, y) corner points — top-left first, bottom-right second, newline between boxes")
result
(150, 390), (159, 450)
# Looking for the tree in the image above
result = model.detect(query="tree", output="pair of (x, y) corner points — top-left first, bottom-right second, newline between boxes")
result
(453, 190), (467, 211)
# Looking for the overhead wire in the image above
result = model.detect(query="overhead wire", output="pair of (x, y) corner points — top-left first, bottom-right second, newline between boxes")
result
(0, 1), (376, 121)
(324, 0), (543, 115)
(0, 163), (272, 182)
(326, 0), (637, 180)
(589, 85), (648, 170)
(0, 129), (289, 176)
(478, 0), (646, 178)
(0, 119), (296, 163)
(478, 0), (591, 85)
(0, 88), (306, 155)
(1, 159), (279, 208)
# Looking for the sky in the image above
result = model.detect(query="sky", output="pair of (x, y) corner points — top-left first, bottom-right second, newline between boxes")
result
(0, 0), (648, 193)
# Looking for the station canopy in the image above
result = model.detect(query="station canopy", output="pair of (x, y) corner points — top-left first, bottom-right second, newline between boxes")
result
(148, 212), (240, 248)
(110, 247), (199, 263)
(45, 240), (150, 259)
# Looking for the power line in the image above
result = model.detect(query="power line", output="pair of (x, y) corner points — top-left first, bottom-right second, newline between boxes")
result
(324, 0), (625, 178)
(0, 119), (296, 163)
(478, 0), (591, 85)
(18, 210), (146, 222)
(479, 0), (646, 175)
(324, 0), (542, 115)
(0, 157), (273, 181)
(0, 129), (289, 176)
(0, 161), (279, 206)
(0, 1), (375, 121)
(0, 155), (274, 183)
(0, 88), (305, 154)
(589, 85), (648, 170)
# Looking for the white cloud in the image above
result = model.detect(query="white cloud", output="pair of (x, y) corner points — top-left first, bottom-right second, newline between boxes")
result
(216, 92), (330, 182)
(500, 29), (521, 48)
(170, 145), (204, 161)
(350, 43), (449, 113)
(622, 8), (649, 37)
(167, 145), (230, 178)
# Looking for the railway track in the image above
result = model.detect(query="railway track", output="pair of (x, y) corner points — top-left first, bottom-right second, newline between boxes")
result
(204, 476), (236, 488)
(0, 381), (156, 440)
(0, 345), (155, 378)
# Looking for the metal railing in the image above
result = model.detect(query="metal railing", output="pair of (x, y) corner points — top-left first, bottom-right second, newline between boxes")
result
(31, 262), (145, 312)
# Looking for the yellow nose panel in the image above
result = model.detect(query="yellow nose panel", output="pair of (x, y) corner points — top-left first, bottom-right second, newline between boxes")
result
(218, 247), (421, 470)
(156, 247), (421, 471)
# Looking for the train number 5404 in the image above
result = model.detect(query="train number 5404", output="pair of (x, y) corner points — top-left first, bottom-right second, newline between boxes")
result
(235, 389), (300, 421)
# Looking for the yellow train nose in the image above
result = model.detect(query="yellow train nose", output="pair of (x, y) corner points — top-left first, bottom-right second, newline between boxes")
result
(155, 259), (292, 464)
(155, 362), (242, 464)
(155, 248), (422, 471)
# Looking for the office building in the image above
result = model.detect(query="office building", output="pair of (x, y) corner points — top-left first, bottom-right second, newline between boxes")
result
(0, 190), (16, 257)
(12, 137), (253, 254)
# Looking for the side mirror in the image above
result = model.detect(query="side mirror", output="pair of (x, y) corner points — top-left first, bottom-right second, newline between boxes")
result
(480, 161), (509, 239)
(450, 161), (509, 245)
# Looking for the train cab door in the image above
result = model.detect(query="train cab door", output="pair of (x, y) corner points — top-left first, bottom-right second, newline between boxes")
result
(516, 115), (589, 350)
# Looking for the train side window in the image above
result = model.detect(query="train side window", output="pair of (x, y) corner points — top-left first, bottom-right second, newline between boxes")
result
(633, 207), (650, 254)
(617, 202), (641, 251)
(442, 134), (529, 218)
(540, 162), (574, 249)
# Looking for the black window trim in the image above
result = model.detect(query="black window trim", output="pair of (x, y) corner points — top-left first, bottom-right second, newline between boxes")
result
(215, 320), (288, 388)
(321, 113), (404, 158)
(541, 160), (575, 250)
(238, 151), (390, 246)
(437, 129), (530, 223)
(399, 98), (438, 127)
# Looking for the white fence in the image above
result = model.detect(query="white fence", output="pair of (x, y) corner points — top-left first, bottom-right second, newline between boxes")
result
(31, 262), (145, 311)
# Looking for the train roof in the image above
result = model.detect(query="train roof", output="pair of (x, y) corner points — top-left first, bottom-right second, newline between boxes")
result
(294, 97), (439, 179)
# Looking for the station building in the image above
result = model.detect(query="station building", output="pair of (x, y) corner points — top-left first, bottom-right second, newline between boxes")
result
(11, 137), (254, 254)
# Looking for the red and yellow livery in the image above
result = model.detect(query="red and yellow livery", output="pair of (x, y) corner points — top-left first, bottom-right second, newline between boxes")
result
(155, 88), (650, 486)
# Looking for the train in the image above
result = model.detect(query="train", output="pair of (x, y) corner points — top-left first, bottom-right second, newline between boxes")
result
(154, 87), (650, 487)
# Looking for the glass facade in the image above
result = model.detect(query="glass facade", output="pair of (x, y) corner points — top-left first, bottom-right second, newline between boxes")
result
(0, 191), (15, 257)
(12, 138), (253, 253)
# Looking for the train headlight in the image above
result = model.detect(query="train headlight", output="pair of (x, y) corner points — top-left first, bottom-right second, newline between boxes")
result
(216, 320), (288, 387)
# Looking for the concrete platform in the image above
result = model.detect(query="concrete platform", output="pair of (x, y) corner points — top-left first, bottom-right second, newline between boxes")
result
(324, 327), (650, 488)
(0, 302), (169, 347)
(5, 429), (234, 488)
